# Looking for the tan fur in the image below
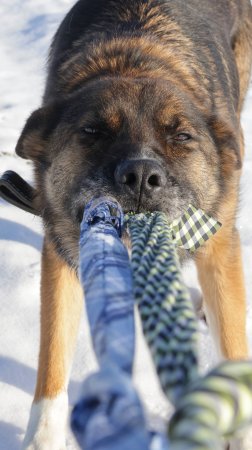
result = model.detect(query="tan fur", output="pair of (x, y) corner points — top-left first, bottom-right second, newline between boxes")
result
(196, 174), (248, 359)
(35, 238), (82, 401)
(196, 229), (247, 359)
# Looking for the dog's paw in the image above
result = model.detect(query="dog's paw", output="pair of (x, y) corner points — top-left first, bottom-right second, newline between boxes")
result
(22, 392), (68, 450)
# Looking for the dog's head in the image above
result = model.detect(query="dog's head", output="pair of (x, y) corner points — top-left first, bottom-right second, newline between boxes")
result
(16, 77), (240, 267)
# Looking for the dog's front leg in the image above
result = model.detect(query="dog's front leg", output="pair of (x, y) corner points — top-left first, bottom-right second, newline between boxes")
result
(196, 226), (248, 360)
(22, 238), (83, 450)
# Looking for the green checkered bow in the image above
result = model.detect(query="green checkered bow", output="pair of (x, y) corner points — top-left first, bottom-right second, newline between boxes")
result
(170, 204), (222, 252)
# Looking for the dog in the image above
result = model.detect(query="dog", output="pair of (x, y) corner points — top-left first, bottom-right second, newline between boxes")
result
(15, 0), (252, 448)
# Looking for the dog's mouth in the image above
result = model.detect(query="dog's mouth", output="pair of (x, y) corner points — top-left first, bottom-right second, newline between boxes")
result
(73, 183), (191, 226)
(76, 204), (164, 224)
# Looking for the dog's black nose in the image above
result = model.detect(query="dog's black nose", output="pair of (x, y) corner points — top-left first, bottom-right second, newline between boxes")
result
(114, 159), (166, 197)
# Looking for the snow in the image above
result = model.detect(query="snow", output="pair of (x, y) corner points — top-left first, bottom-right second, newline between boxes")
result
(0, 1), (251, 448)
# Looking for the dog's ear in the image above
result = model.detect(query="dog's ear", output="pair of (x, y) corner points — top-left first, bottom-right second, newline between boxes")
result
(15, 102), (63, 161)
(208, 114), (242, 174)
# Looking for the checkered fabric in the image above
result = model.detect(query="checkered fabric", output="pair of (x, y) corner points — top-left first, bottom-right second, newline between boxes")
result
(171, 204), (222, 252)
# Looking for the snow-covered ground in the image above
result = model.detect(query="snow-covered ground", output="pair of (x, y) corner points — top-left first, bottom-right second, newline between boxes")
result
(0, 1), (251, 449)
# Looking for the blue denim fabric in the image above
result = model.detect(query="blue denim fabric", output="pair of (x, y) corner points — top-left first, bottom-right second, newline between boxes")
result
(78, 198), (134, 373)
(71, 365), (151, 450)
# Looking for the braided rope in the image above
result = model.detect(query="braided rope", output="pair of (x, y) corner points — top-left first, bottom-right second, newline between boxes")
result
(168, 361), (252, 449)
(125, 212), (198, 404)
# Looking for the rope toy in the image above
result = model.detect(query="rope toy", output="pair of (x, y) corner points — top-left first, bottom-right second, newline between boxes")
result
(71, 197), (252, 450)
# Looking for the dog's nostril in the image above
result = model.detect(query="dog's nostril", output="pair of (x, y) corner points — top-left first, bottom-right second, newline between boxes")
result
(123, 172), (137, 186)
(148, 174), (160, 187)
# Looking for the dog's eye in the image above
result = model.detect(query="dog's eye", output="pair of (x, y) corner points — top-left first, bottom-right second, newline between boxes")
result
(83, 127), (99, 135)
(174, 133), (192, 142)
(80, 125), (113, 141)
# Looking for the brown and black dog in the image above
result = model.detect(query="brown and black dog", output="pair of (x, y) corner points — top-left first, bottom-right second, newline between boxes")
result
(15, 0), (252, 448)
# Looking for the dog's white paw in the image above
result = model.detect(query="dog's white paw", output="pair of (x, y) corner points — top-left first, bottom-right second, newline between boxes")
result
(22, 392), (68, 450)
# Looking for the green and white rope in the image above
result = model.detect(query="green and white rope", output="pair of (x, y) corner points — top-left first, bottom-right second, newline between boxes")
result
(169, 361), (252, 449)
(125, 211), (199, 403)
